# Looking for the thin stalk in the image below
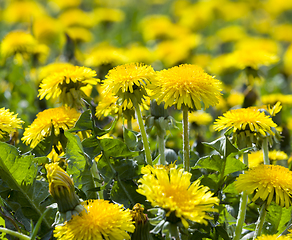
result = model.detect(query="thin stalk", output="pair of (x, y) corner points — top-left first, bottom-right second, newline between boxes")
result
(90, 161), (103, 199)
(126, 114), (132, 130)
(262, 138), (270, 165)
(234, 152), (249, 240)
(157, 134), (166, 165)
(182, 105), (190, 172)
(0, 227), (30, 240)
(253, 202), (267, 239)
(132, 98), (152, 166)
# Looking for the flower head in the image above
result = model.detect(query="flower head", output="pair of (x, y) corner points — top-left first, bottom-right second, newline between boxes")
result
(137, 165), (219, 228)
(102, 62), (155, 105)
(235, 165), (292, 208)
(38, 66), (98, 108)
(255, 234), (291, 240)
(213, 107), (278, 147)
(1, 30), (37, 61)
(46, 163), (80, 213)
(0, 108), (23, 140)
(150, 64), (222, 110)
(22, 106), (80, 148)
(54, 199), (135, 240)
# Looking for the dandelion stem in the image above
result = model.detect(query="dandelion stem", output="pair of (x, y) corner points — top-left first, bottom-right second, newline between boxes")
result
(182, 105), (190, 172)
(262, 138), (270, 165)
(0, 227), (30, 240)
(234, 151), (249, 240)
(253, 202), (267, 240)
(90, 161), (103, 199)
(132, 98), (152, 166)
(157, 134), (166, 165)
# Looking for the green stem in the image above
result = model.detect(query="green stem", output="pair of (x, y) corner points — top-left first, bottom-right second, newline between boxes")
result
(253, 202), (267, 240)
(182, 105), (190, 172)
(262, 138), (270, 165)
(90, 161), (103, 199)
(234, 152), (249, 240)
(0, 227), (30, 240)
(157, 134), (166, 165)
(132, 98), (152, 166)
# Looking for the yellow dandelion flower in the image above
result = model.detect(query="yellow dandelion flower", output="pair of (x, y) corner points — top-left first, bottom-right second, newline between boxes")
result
(1, 30), (37, 60)
(93, 7), (125, 24)
(2, 0), (46, 23)
(137, 165), (219, 228)
(188, 111), (213, 126)
(32, 16), (64, 45)
(227, 91), (245, 108)
(272, 24), (292, 42)
(38, 66), (98, 108)
(216, 25), (247, 43)
(214, 107), (277, 137)
(155, 34), (201, 67)
(284, 44), (292, 76)
(269, 150), (288, 161)
(84, 42), (128, 67)
(102, 62), (155, 104)
(46, 163), (80, 212)
(262, 94), (292, 106)
(255, 234), (291, 240)
(150, 64), (222, 110)
(54, 199), (135, 240)
(37, 62), (74, 83)
(0, 108), (24, 140)
(235, 165), (292, 208)
(49, 0), (81, 10)
(22, 106), (80, 148)
(58, 8), (94, 28)
(65, 27), (93, 43)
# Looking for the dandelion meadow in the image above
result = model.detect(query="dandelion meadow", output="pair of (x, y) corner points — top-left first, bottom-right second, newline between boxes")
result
(2, 0), (292, 239)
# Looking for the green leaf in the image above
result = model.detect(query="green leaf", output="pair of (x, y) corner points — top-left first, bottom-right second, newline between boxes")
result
(203, 136), (238, 158)
(224, 156), (248, 176)
(277, 206), (292, 234)
(194, 154), (223, 172)
(123, 126), (139, 151)
(0, 142), (55, 232)
(100, 138), (138, 158)
(69, 110), (94, 132)
(215, 225), (231, 240)
(64, 132), (96, 199)
(263, 203), (282, 235)
(110, 180), (146, 208)
(82, 136), (102, 160)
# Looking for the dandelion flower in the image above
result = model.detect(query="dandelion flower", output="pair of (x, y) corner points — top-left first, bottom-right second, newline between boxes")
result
(102, 62), (155, 104)
(46, 163), (80, 213)
(188, 111), (213, 126)
(54, 199), (135, 240)
(150, 64), (222, 110)
(214, 107), (277, 146)
(38, 66), (98, 108)
(137, 165), (219, 228)
(255, 234), (291, 240)
(0, 108), (23, 140)
(1, 30), (37, 60)
(22, 106), (80, 148)
(235, 165), (292, 208)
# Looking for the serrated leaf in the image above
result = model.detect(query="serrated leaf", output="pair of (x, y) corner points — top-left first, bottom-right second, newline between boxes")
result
(100, 138), (138, 158)
(203, 136), (238, 158)
(82, 136), (102, 160)
(224, 156), (248, 176)
(110, 179), (146, 208)
(194, 154), (223, 172)
(64, 132), (96, 198)
(123, 126), (139, 151)
(69, 110), (94, 132)
(0, 142), (55, 232)
(216, 225), (231, 240)
(262, 202), (282, 235)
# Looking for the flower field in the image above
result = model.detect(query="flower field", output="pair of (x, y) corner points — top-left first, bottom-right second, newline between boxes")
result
(1, 0), (292, 239)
